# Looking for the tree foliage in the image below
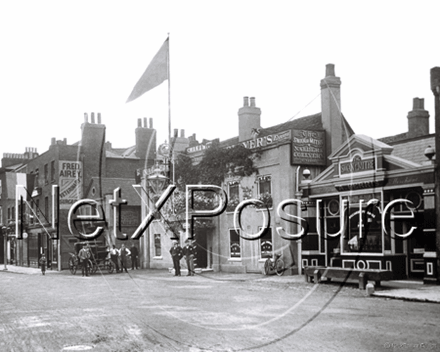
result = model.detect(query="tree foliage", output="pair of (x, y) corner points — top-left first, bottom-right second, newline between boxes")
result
(173, 144), (258, 189)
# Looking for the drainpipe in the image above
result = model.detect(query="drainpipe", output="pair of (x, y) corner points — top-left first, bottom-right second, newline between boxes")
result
(295, 166), (302, 275)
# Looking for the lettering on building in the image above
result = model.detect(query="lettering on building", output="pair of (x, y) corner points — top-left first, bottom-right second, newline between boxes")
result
(340, 155), (375, 175)
(59, 161), (83, 209)
(292, 129), (326, 165)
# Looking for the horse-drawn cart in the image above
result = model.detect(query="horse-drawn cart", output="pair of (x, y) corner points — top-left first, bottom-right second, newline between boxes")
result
(68, 242), (115, 275)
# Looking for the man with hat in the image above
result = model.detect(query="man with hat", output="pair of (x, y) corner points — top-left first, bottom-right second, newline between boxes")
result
(169, 240), (183, 276)
(183, 238), (195, 276)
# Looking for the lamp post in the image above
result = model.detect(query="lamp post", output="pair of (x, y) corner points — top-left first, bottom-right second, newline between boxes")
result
(147, 160), (169, 198)
(430, 67), (440, 284)
(2, 226), (8, 270)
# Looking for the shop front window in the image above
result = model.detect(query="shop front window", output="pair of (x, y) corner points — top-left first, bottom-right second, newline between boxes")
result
(342, 193), (383, 254)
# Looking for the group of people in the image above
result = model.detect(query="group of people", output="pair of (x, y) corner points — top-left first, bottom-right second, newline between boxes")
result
(170, 238), (196, 276)
(76, 243), (139, 277)
(108, 243), (139, 274)
(39, 240), (195, 277)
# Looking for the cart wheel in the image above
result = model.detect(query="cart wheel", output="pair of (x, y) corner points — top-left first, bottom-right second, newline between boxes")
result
(264, 259), (271, 275)
(275, 258), (285, 276)
(107, 260), (115, 274)
(69, 258), (77, 275)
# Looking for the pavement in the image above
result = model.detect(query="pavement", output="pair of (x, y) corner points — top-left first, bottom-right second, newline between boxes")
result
(2, 264), (440, 304)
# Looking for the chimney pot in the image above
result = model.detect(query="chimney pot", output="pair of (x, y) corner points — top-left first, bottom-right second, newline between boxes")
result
(137, 118), (142, 128)
(173, 128), (178, 138)
(143, 118), (147, 128)
(63, 138), (67, 145)
(326, 64), (335, 77)
(243, 97), (249, 107)
(149, 118), (153, 128)
(84, 113), (88, 123)
(51, 138), (56, 145)
(91, 112), (95, 124)
(250, 97), (256, 107)
(413, 97), (425, 110)
(180, 129), (185, 138)
(97, 113), (101, 124)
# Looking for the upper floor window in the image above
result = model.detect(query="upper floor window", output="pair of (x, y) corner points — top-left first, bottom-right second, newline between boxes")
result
(51, 161), (56, 182)
(44, 164), (48, 185)
(227, 183), (240, 212)
(256, 175), (272, 208)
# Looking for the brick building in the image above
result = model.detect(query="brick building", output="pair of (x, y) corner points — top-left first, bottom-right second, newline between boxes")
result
(1, 113), (156, 270)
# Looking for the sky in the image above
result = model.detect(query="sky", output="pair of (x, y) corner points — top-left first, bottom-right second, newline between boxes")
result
(1, 1), (440, 160)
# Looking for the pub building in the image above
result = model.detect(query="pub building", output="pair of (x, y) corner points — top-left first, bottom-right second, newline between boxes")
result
(147, 64), (356, 274)
(299, 97), (438, 284)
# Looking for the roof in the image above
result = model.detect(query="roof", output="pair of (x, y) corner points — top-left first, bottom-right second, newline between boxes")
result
(105, 146), (138, 159)
(389, 135), (435, 164)
(218, 112), (354, 149)
(87, 177), (141, 205)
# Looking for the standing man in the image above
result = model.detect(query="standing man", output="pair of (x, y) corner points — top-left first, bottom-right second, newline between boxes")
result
(170, 240), (183, 276)
(109, 245), (120, 273)
(130, 243), (139, 270)
(183, 239), (195, 276)
(78, 244), (91, 277)
(119, 244), (131, 273)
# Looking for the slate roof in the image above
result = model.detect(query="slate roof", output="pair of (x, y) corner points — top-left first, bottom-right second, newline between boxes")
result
(87, 177), (141, 205)
(218, 113), (354, 148)
(105, 146), (138, 159)
(387, 135), (435, 165)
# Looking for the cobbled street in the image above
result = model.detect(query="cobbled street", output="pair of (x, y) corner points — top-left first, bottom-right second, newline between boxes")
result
(1, 270), (439, 352)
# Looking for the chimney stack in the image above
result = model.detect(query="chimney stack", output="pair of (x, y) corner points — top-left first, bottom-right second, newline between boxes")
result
(143, 118), (147, 128)
(238, 96), (261, 142)
(84, 113), (88, 123)
(149, 118), (153, 128)
(97, 113), (101, 124)
(180, 129), (185, 138)
(408, 98), (429, 139)
(321, 63), (343, 163)
(137, 118), (142, 128)
(91, 112), (95, 124)
(51, 138), (56, 145)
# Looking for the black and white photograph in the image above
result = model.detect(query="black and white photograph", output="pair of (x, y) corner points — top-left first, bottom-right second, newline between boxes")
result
(1, 1), (440, 351)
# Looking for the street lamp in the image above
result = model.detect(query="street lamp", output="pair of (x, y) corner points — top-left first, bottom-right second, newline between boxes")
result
(147, 161), (169, 196)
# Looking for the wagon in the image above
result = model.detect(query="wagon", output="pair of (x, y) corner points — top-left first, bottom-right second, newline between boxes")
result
(68, 242), (115, 275)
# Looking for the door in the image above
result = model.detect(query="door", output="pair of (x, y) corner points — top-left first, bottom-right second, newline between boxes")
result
(194, 230), (208, 269)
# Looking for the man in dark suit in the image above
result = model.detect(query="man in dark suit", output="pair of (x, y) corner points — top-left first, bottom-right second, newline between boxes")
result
(183, 239), (195, 276)
(169, 241), (183, 276)
(130, 243), (139, 270)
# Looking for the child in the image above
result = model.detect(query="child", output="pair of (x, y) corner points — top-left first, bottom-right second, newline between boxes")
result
(39, 254), (47, 275)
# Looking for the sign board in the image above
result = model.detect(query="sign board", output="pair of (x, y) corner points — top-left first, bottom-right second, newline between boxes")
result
(340, 155), (375, 175)
(59, 161), (83, 209)
(292, 129), (326, 165)
(241, 130), (292, 150)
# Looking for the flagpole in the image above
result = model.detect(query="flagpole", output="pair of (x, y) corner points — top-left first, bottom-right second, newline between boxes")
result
(167, 33), (171, 145)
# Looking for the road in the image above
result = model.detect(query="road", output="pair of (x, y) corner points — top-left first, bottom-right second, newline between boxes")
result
(0, 270), (439, 352)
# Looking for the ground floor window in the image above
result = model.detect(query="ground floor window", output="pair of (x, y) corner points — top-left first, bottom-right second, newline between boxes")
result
(260, 227), (273, 259)
(154, 234), (161, 257)
(229, 229), (241, 258)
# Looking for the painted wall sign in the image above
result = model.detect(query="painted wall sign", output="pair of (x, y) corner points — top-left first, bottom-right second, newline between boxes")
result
(292, 129), (326, 165)
(59, 161), (83, 209)
(186, 144), (209, 153)
(340, 155), (375, 175)
(241, 130), (292, 150)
